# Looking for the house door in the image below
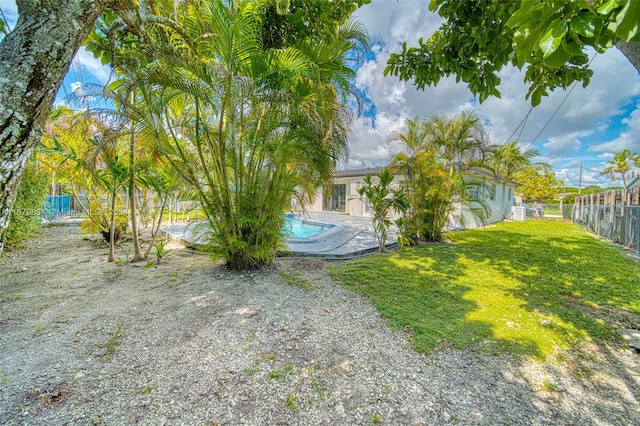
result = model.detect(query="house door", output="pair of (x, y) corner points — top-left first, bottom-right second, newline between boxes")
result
(323, 184), (346, 212)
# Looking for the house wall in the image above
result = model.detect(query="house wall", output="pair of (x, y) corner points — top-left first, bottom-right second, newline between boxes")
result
(305, 174), (405, 218)
(303, 170), (515, 230)
(451, 179), (516, 229)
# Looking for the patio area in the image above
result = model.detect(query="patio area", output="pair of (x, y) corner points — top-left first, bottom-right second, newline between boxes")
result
(161, 211), (398, 259)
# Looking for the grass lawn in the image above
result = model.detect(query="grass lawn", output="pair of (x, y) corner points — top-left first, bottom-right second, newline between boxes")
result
(542, 205), (562, 216)
(328, 220), (640, 359)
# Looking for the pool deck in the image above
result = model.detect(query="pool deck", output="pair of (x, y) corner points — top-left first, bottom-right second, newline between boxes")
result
(160, 211), (398, 259)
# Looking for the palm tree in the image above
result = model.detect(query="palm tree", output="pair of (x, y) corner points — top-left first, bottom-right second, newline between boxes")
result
(425, 110), (489, 176)
(356, 168), (409, 252)
(66, 80), (160, 262)
(600, 149), (640, 187)
(134, 0), (366, 269)
(80, 122), (129, 262)
(486, 141), (549, 180)
(389, 111), (492, 242)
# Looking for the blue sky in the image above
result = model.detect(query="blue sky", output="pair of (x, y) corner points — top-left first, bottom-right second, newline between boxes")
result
(3, 0), (640, 188)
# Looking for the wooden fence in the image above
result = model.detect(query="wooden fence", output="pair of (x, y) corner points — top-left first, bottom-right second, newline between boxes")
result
(573, 187), (640, 254)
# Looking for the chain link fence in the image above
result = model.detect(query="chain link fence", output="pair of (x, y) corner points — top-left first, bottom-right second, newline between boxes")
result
(573, 204), (640, 254)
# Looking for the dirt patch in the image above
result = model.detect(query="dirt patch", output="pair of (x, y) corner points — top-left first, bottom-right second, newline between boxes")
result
(560, 292), (640, 330)
(1, 225), (639, 425)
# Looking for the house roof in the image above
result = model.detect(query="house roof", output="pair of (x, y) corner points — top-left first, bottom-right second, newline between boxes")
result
(627, 176), (640, 189)
(333, 165), (517, 186)
(467, 167), (518, 186)
(333, 166), (386, 178)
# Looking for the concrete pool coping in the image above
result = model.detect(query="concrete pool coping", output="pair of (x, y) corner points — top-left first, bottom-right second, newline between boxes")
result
(160, 211), (398, 259)
(283, 214), (345, 244)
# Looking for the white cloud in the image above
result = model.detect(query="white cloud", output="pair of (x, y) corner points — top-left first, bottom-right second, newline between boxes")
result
(347, 112), (407, 168)
(543, 130), (593, 157)
(349, 1), (640, 187)
(588, 102), (640, 154)
(70, 46), (113, 84)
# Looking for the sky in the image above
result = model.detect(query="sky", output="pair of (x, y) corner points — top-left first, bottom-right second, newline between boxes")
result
(3, 0), (640, 188)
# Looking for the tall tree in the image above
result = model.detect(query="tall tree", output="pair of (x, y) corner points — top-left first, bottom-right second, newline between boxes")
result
(516, 165), (563, 205)
(0, 0), (144, 255)
(385, 0), (640, 106)
(124, 0), (367, 269)
(600, 149), (640, 187)
(486, 141), (548, 180)
(425, 110), (489, 176)
(390, 113), (492, 242)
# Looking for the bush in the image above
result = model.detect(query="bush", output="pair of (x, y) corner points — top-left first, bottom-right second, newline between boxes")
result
(561, 193), (577, 205)
(5, 160), (49, 248)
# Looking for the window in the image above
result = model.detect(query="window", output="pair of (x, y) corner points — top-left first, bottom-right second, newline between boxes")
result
(467, 188), (480, 200)
(323, 184), (346, 212)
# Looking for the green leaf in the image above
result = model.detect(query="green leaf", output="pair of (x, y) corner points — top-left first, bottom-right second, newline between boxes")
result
(570, 13), (600, 38)
(538, 20), (568, 58)
(506, 10), (535, 29)
(531, 88), (542, 107)
(543, 43), (574, 68)
(596, 0), (621, 15)
(612, 0), (640, 41)
(513, 27), (544, 68)
(563, 40), (585, 58)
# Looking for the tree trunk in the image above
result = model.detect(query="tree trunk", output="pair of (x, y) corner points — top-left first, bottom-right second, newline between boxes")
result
(128, 91), (144, 261)
(616, 40), (640, 74)
(108, 180), (117, 262)
(0, 1), (111, 254)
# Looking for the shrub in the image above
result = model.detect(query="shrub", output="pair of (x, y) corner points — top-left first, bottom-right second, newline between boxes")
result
(561, 193), (577, 205)
(5, 160), (49, 248)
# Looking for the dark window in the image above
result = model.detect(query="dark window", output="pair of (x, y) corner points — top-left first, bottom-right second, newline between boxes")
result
(323, 184), (346, 212)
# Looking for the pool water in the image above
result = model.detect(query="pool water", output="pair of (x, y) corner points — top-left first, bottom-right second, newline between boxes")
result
(283, 215), (334, 239)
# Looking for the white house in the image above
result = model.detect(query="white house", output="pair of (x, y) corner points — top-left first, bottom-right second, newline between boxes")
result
(448, 168), (517, 229)
(303, 166), (516, 229)
(627, 176), (640, 190)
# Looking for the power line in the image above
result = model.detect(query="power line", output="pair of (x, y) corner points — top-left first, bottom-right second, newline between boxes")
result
(503, 106), (533, 145)
(0, 8), (12, 33)
(523, 83), (577, 153)
(524, 54), (598, 153)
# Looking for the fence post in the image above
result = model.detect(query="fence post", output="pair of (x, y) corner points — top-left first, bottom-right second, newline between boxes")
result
(637, 208), (640, 255)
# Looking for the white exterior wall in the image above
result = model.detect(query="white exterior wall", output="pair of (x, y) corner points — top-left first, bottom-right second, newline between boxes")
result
(304, 174), (405, 217)
(451, 179), (516, 229)
(302, 169), (514, 229)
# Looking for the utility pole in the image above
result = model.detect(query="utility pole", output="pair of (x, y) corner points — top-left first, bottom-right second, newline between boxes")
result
(578, 161), (583, 194)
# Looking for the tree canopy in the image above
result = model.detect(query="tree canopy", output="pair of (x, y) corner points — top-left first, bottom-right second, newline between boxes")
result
(0, 0), (370, 258)
(600, 149), (640, 187)
(385, 0), (640, 106)
(516, 165), (563, 203)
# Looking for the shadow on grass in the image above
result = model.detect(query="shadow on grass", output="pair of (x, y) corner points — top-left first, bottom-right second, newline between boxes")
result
(329, 220), (640, 417)
(331, 245), (497, 354)
(329, 220), (640, 359)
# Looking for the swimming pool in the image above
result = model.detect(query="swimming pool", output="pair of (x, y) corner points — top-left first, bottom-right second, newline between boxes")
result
(283, 214), (340, 241)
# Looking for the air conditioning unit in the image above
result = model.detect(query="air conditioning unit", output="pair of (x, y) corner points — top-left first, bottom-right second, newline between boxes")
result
(512, 206), (526, 221)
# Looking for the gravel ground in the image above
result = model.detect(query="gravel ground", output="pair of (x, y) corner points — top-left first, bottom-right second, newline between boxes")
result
(1, 225), (639, 425)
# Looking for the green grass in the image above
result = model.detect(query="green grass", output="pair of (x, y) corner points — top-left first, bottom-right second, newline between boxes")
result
(329, 221), (640, 359)
(543, 205), (562, 216)
(138, 384), (157, 395)
(98, 327), (123, 362)
(280, 269), (314, 291)
(285, 394), (299, 412)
